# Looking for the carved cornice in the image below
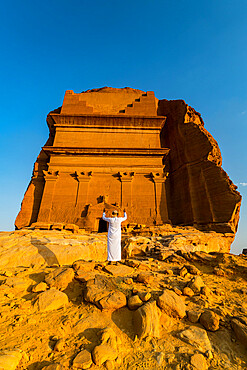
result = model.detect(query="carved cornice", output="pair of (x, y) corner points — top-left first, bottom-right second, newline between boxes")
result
(42, 147), (170, 157)
(49, 114), (166, 131)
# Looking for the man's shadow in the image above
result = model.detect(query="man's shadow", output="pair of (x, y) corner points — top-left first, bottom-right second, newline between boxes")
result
(31, 236), (60, 266)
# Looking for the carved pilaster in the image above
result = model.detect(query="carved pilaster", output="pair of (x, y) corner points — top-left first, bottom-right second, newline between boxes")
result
(118, 172), (134, 208)
(150, 172), (169, 223)
(74, 171), (92, 208)
(37, 170), (59, 222)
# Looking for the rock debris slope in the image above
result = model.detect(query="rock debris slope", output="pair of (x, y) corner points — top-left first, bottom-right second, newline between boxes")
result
(0, 229), (247, 369)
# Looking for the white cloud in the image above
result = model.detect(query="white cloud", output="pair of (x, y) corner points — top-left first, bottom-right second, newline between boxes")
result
(241, 111), (246, 115)
(240, 182), (247, 186)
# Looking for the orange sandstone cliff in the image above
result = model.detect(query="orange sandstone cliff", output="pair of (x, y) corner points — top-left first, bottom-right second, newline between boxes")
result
(15, 88), (241, 237)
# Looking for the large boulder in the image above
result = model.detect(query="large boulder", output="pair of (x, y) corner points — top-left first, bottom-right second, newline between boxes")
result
(231, 317), (247, 348)
(178, 326), (212, 352)
(45, 267), (74, 290)
(34, 288), (69, 311)
(133, 301), (161, 339)
(92, 344), (117, 366)
(84, 275), (126, 311)
(157, 289), (186, 318)
(200, 310), (220, 332)
(73, 349), (92, 369)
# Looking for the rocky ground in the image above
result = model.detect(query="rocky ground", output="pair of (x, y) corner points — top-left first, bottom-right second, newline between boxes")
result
(0, 229), (247, 369)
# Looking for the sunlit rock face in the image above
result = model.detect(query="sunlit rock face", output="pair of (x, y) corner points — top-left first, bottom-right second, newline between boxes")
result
(15, 87), (241, 240)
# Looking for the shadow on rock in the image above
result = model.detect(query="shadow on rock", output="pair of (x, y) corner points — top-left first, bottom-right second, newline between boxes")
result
(80, 327), (102, 350)
(27, 360), (51, 370)
(62, 280), (83, 305)
(111, 307), (134, 340)
(31, 236), (60, 266)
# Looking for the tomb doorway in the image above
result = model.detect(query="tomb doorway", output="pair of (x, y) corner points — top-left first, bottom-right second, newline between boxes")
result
(98, 218), (108, 233)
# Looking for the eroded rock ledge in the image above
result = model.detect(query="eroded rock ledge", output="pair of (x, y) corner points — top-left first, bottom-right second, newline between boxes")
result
(0, 226), (235, 268)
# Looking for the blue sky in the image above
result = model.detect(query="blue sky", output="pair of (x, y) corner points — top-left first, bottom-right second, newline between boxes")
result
(0, 0), (246, 254)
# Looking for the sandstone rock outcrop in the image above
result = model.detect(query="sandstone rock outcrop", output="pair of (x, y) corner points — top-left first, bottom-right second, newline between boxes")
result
(0, 227), (236, 269)
(15, 87), (241, 250)
(158, 100), (241, 234)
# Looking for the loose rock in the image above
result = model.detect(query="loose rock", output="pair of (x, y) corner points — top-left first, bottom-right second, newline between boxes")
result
(98, 291), (127, 311)
(73, 349), (93, 369)
(191, 353), (208, 370)
(34, 288), (69, 311)
(157, 289), (186, 318)
(183, 287), (194, 297)
(187, 310), (201, 323)
(92, 344), (117, 365)
(136, 272), (154, 285)
(45, 267), (74, 290)
(104, 264), (134, 276)
(32, 282), (48, 293)
(54, 338), (65, 352)
(178, 327), (212, 352)
(72, 260), (95, 272)
(133, 301), (161, 339)
(188, 276), (205, 294)
(138, 291), (151, 302)
(128, 295), (143, 310)
(42, 365), (65, 370)
(200, 310), (220, 331)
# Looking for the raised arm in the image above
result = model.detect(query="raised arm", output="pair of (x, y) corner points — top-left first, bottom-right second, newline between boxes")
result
(102, 212), (111, 222)
(120, 212), (127, 222)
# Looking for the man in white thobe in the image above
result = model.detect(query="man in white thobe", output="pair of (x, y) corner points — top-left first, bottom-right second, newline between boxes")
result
(102, 209), (127, 262)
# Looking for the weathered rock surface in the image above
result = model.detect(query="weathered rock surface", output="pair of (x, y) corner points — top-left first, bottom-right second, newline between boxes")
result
(72, 260), (95, 272)
(92, 344), (117, 366)
(200, 310), (220, 331)
(91, 327), (120, 366)
(0, 350), (23, 370)
(133, 301), (161, 339)
(136, 272), (154, 285)
(128, 295), (143, 310)
(178, 327), (212, 352)
(191, 353), (208, 370)
(83, 275), (126, 311)
(0, 228), (237, 270)
(157, 289), (186, 318)
(231, 318), (247, 348)
(0, 230), (107, 267)
(45, 267), (74, 290)
(104, 264), (134, 276)
(32, 281), (48, 292)
(187, 310), (201, 323)
(73, 349), (92, 369)
(123, 237), (154, 258)
(34, 288), (69, 311)
(159, 99), (241, 234)
(188, 276), (205, 294)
